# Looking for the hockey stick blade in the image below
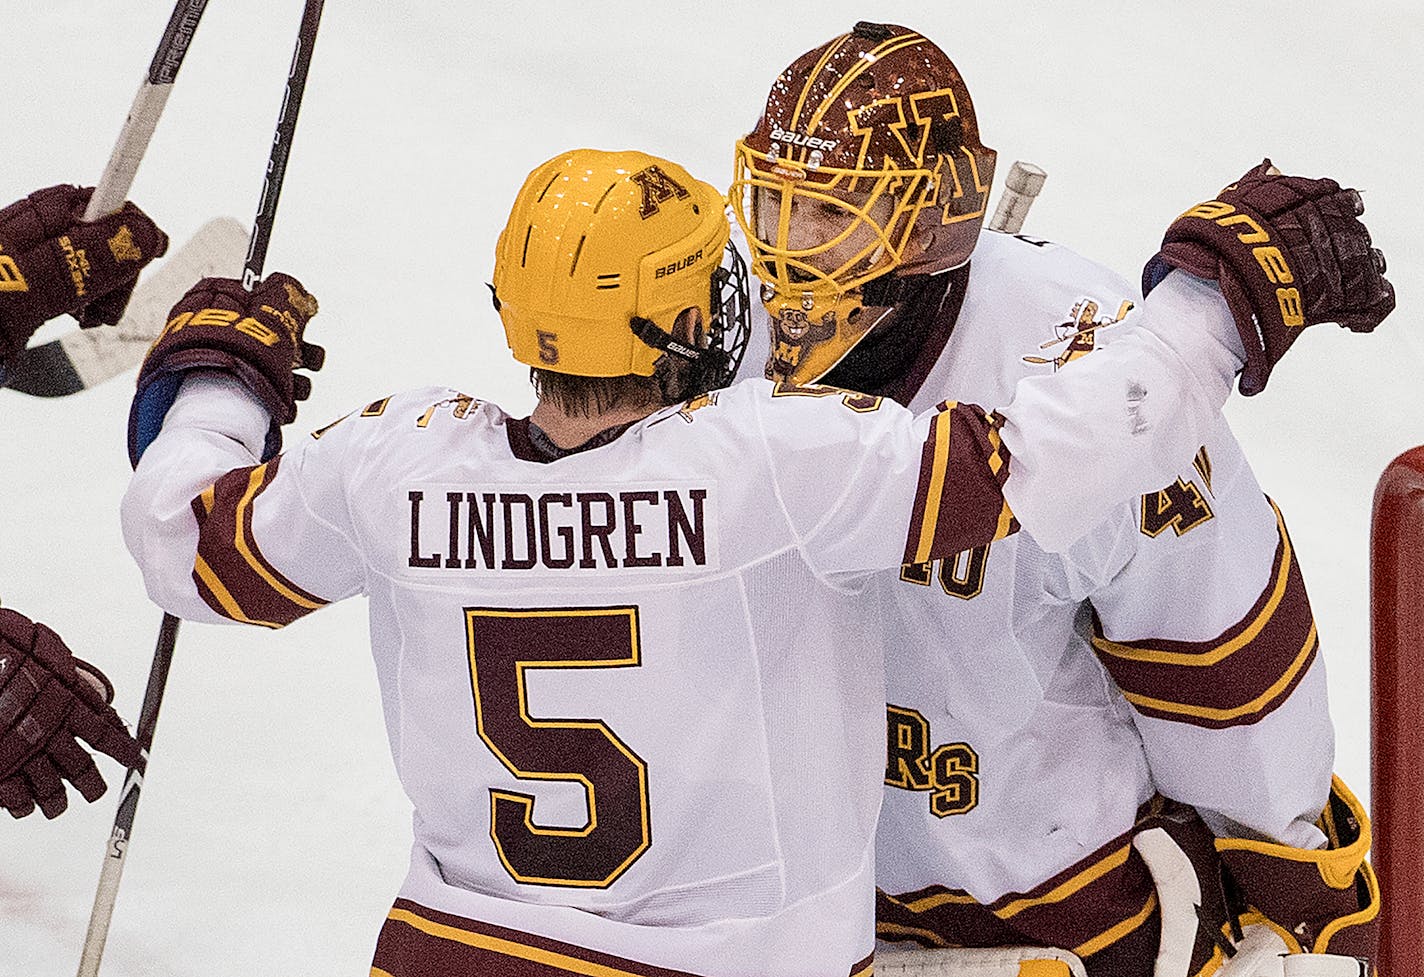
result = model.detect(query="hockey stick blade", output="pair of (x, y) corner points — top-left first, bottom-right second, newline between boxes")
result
(1, 216), (247, 397)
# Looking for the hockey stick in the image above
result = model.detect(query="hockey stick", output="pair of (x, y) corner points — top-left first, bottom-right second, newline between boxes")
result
(76, 4), (327, 974)
(85, 0), (212, 221)
(987, 160), (1047, 235)
(2, 0), (215, 398)
(74, 615), (177, 977)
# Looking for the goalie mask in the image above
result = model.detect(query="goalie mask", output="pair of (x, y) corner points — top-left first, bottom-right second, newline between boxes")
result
(731, 22), (997, 385)
(492, 149), (750, 402)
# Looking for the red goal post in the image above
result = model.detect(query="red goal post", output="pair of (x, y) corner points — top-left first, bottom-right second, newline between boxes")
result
(1371, 445), (1424, 973)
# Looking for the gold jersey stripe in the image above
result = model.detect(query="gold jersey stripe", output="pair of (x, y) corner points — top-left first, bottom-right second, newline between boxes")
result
(233, 464), (326, 611)
(994, 843), (1133, 919)
(385, 908), (651, 977)
(1121, 622), (1316, 722)
(986, 420), (1006, 477)
(1073, 891), (1158, 958)
(900, 889), (979, 913)
(850, 963), (875, 977)
(371, 969), (396, 977)
(993, 500), (1016, 542)
(911, 408), (955, 564)
(1092, 500), (1292, 666)
(194, 554), (282, 629)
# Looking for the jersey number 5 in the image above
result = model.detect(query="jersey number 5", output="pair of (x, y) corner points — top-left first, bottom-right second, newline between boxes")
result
(466, 606), (651, 888)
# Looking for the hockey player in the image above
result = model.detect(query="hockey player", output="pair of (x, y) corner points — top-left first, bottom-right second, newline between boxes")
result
(729, 22), (1394, 977)
(0, 184), (167, 818)
(121, 144), (1333, 976)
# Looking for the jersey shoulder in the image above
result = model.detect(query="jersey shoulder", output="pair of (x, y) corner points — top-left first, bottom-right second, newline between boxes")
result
(972, 228), (1137, 301)
(300, 385), (513, 457)
(937, 231), (1143, 398)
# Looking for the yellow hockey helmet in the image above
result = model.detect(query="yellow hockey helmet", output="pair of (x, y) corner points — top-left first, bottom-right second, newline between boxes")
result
(493, 149), (749, 391)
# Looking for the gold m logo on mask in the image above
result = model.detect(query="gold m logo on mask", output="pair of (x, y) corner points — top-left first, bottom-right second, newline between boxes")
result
(630, 165), (690, 219)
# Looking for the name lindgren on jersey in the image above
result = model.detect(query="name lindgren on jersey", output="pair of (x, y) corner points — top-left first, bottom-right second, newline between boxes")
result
(405, 483), (715, 573)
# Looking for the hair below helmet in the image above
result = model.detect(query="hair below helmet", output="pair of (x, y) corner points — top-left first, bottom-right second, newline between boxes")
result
(730, 22), (996, 384)
(492, 149), (749, 397)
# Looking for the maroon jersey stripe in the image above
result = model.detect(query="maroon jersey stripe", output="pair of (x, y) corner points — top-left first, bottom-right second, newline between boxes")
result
(371, 898), (712, 977)
(188, 456), (328, 628)
(1091, 499), (1317, 728)
(904, 404), (1017, 565)
(878, 813), (1162, 972)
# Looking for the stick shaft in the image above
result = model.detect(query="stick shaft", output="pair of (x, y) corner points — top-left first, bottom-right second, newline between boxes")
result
(987, 161), (1048, 235)
(84, 0), (211, 220)
(75, 614), (179, 977)
(243, 0), (326, 289)
(76, 6), (326, 972)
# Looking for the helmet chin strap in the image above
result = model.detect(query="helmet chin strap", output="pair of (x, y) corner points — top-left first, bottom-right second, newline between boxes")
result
(629, 316), (732, 404)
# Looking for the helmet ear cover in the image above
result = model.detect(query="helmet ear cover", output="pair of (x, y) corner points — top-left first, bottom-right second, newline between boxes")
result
(631, 242), (752, 401)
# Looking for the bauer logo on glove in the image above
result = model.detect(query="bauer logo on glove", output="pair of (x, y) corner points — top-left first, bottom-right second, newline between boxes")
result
(128, 273), (324, 466)
(1142, 159), (1395, 395)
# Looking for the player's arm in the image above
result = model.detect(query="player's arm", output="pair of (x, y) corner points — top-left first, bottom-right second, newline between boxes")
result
(1086, 441), (1376, 962)
(120, 274), (361, 626)
(0, 185), (168, 368)
(997, 162), (1392, 552)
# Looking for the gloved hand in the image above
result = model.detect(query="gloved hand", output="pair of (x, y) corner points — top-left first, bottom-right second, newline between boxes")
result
(0, 609), (142, 819)
(0, 184), (169, 361)
(129, 273), (323, 464)
(1142, 160), (1394, 395)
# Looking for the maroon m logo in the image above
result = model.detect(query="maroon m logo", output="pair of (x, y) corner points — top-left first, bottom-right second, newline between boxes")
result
(630, 165), (690, 219)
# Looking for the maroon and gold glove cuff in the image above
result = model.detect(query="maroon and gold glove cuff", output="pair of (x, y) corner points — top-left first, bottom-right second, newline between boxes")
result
(1216, 775), (1379, 961)
(1143, 160), (1394, 396)
(128, 273), (321, 465)
(0, 184), (169, 360)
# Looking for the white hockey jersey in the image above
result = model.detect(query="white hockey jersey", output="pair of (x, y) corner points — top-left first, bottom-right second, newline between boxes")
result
(744, 231), (1334, 968)
(122, 265), (1249, 976)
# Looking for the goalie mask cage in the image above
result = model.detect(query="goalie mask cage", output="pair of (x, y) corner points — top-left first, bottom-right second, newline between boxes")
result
(1371, 445), (1424, 975)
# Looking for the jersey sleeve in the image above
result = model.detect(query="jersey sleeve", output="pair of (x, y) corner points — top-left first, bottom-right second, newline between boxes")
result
(121, 372), (366, 628)
(1083, 427), (1332, 849)
(748, 384), (1017, 577)
(999, 271), (1247, 553)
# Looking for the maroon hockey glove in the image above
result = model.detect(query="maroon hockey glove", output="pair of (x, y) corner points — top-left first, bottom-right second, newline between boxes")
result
(129, 273), (323, 464)
(0, 609), (142, 819)
(0, 184), (169, 362)
(1142, 160), (1394, 395)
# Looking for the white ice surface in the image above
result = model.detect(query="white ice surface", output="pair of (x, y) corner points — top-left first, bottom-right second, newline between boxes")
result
(3, 2), (1422, 973)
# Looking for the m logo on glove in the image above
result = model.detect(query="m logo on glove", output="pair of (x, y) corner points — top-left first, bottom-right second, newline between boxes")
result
(0, 251), (26, 293)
